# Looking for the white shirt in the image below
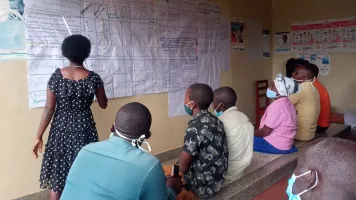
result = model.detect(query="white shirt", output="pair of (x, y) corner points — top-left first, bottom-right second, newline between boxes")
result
(218, 106), (254, 184)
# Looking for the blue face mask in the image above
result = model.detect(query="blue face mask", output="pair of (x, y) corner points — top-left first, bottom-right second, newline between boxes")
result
(286, 171), (318, 200)
(266, 88), (278, 99)
(214, 103), (223, 117)
(184, 101), (193, 116)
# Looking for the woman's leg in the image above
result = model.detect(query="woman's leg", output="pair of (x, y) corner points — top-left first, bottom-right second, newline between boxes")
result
(49, 190), (61, 200)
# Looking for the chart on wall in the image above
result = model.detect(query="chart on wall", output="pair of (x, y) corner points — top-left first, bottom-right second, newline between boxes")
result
(291, 17), (356, 54)
(25, 0), (199, 108)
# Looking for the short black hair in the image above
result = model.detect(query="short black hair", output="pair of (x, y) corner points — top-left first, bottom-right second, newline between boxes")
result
(188, 83), (214, 110)
(310, 63), (319, 77)
(303, 63), (317, 79)
(214, 87), (237, 109)
(61, 34), (91, 65)
(114, 102), (152, 138)
(305, 138), (356, 198)
(286, 58), (309, 78)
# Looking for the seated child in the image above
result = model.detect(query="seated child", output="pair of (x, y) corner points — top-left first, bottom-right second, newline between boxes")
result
(213, 86), (254, 183)
(166, 83), (229, 200)
(254, 74), (299, 154)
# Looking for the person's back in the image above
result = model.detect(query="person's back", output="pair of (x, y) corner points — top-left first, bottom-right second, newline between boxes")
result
(213, 87), (253, 183)
(254, 75), (299, 154)
(314, 79), (331, 129)
(61, 137), (170, 200)
(61, 102), (181, 200)
(221, 109), (253, 182)
(179, 83), (228, 199)
(291, 64), (321, 141)
(310, 63), (331, 133)
(290, 82), (320, 140)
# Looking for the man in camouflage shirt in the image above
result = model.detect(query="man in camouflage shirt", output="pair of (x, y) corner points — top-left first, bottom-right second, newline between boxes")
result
(179, 83), (229, 199)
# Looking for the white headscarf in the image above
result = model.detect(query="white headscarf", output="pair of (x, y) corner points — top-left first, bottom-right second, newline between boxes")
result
(274, 74), (299, 97)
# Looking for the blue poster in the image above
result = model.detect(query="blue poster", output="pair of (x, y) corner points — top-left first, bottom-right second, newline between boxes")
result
(0, 0), (26, 59)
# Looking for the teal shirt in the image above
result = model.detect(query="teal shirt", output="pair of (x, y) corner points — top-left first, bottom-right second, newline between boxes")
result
(61, 136), (176, 200)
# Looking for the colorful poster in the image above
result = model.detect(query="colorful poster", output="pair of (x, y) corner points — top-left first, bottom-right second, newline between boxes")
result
(274, 32), (291, 53)
(299, 54), (331, 76)
(231, 18), (244, 52)
(341, 17), (356, 52)
(291, 16), (356, 54)
(0, 0), (26, 60)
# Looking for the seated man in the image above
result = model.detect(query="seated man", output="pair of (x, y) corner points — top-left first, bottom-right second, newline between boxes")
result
(254, 74), (299, 154)
(177, 83), (229, 199)
(288, 138), (356, 200)
(291, 63), (321, 141)
(213, 86), (254, 183)
(311, 64), (331, 133)
(61, 102), (182, 200)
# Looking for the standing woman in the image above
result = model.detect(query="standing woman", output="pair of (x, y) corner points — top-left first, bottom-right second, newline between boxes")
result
(32, 35), (108, 200)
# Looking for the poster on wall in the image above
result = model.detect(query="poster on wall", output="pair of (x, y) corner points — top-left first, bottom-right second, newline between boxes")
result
(274, 32), (291, 53)
(231, 18), (244, 52)
(262, 29), (271, 57)
(0, 0), (26, 60)
(291, 17), (356, 54)
(298, 54), (331, 76)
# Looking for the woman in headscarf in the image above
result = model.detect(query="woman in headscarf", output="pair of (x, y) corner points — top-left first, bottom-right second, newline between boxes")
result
(254, 74), (299, 154)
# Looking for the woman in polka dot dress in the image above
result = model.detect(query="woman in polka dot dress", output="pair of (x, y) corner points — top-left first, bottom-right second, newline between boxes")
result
(32, 35), (108, 200)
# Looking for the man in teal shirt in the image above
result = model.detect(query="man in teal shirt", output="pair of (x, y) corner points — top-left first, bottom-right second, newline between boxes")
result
(61, 102), (182, 200)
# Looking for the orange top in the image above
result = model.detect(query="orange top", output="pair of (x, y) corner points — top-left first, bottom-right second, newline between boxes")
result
(313, 79), (331, 127)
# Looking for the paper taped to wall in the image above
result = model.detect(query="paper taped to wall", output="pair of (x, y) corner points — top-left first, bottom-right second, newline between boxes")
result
(298, 54), (331, 76)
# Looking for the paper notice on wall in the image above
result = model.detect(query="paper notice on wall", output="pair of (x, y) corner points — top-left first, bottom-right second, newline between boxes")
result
(24, 0), (199, 108)
(219, 17), (231, 71)
(262, 29), (271, 57)
(0, 0), (26, 60)
(231, 18), (244, 52)
(298, 54), (331, 76)
(341, 17), (356, 52)
(274, 32), (291, 53)
(168, 1), (223, 118)
(168, 54), (221, 117)
(291, 17), (356, 54)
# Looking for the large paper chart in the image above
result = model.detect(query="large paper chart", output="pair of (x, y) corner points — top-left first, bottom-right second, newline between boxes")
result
(291, 17), (356, 54)
(25, 0), (198, 108)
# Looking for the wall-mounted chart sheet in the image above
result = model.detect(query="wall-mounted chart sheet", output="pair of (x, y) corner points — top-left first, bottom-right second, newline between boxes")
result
(168, 1), (228, 117)
(25, 0), (199, 108)
(291, 17), (356, 54)
(298, 54), (331, 76)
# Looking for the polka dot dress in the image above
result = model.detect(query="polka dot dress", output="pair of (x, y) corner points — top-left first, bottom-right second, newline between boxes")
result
(39, 68), (103, 192)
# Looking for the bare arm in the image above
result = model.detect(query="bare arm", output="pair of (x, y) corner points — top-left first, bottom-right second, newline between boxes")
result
(96, 87), (108, 109)
(35, 88), (56, 140)
(178, 151), (193, 174)
(254, 125), (273, 137)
